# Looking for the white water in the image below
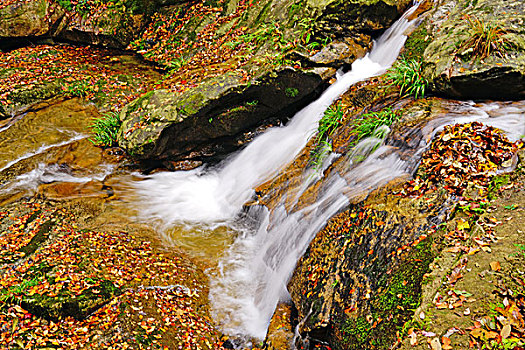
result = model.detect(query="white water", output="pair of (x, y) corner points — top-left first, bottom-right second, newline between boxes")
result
(0, 162), (115, 194)
(133, 4), (420, 226)
(133, 3), (422, 339)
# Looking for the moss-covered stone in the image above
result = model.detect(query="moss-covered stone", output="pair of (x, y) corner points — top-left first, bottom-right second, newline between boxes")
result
(117, 69), (325, 163)
(421, 0), (525, 99)
(0, 0), (65, 39)
(116, 0), (412, 165)
(6, 82), (63, 113)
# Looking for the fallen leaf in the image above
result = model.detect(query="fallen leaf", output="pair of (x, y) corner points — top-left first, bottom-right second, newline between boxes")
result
(430, 337), (442, 350)
(501, 324), (511, 339)
(490, 261), (501, 271)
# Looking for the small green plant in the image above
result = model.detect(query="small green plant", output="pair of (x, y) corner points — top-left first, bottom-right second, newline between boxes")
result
(457, 15), (516, 61)
(67, 80), (92, 98)
(510, 244), (525, 258)
(285, 87), (299, 98)
(484, 337), (523, 349)
(351, 108), (401, 147)
(309, 102), (344, 171)
(246, 100), (259, 106)
(387, 58), (428, 99)
(89, 111), (121, 147)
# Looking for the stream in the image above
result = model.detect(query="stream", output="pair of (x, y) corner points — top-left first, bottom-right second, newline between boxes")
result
(0, 2), (524, 348)
(131, 2), (422, 340)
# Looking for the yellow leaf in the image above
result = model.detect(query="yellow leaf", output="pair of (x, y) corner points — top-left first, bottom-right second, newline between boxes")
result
(456, 219), (470, 231)
(490, 261), (501, 271)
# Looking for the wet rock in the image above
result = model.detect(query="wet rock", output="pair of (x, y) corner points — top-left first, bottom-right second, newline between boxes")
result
(117, 0), (413, 165)
(118, 69), (325, 162)
(57, 7), (147, 49)
(0, 0), (64, 39)
(37, 181), (110, 201)
(264, 303), (295, 350)
(314, 0), (412, 40)
(421, 0), (525, 99)
(288, 189), (453, 349)
(308, 39), (368, 68)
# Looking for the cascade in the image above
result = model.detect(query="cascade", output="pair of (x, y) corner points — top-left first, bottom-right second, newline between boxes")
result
(132, 1), (483, 340)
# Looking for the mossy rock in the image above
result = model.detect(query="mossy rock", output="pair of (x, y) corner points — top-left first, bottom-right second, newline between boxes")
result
(6, 82), (63, 112)
(18, 277), (120, 321)
(0, 0), (64, 39)
(421, 0), (525, 99)
(58, 6), (146, 48)
(288, 188), (453, 349)
(118, 69), (325, 163)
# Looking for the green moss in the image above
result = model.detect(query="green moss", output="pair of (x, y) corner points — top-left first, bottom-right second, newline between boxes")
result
(127, 90), (155, 114)
(7, 83), (62, 106)
(20, 220), (54, 256)
(339, 238), (434, 349)
(285, 87), (299, 97)
(177, 92), (205, 116)
(488, 174), (510, 200)
(403, 22), (432, 60)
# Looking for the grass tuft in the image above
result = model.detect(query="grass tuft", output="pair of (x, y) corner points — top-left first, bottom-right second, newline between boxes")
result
(310, 102), (345, 171)
(387, 58), (428, 99)
(457, 15), (516, 61)
(351, 108), (401, 147)
(89, 111), (121, 147)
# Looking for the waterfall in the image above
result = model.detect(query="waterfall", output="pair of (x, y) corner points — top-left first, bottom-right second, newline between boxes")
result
(132, 2), (426, 340)
(133, 4), (420, 227)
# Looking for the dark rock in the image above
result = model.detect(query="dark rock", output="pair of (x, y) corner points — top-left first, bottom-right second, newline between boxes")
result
(118, 69), (327, 162)
(0, 0), (64, 39)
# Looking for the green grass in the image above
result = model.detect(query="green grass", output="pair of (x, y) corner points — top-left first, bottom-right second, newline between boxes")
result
(350, 108), (401, 147)
(387, 58), (429, 99)
(89, 111), (121, 147)
(309, 102), (344, 171)
(285, 87), (299, 98)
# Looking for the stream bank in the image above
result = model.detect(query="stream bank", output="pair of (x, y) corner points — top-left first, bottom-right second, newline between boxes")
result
(0, 0), (524, 349)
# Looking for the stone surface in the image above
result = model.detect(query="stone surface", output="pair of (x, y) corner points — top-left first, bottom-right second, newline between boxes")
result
(421, 0), (525, 99)
(0, 0), (64, 39)
(57, 7), (147, 49)
(116, 0), (412, 164)
(118, 69), (325, 162)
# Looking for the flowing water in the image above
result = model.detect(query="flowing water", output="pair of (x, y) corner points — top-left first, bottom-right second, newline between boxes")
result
(132, 3), (424, 339)
(0, 2), (523, 345)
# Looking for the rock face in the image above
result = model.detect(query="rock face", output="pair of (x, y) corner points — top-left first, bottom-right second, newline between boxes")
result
(420, 0), (525, 99)
(116, 0), (411, 165)
(0, 0), (64, 39)
(118, 69), (325, 163)
(289, 190), (452, 349)
(0, 0), (158, 49)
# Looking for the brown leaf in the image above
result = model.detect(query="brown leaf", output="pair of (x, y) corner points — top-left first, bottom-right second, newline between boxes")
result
(490, 261), (501, 272)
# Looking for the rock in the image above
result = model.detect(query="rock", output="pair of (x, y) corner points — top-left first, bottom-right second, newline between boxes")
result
(421, 0), (525, 99)
(263, 303), (295, 350)
(117, 0), (413, 165)
(309, 39), (368, 68)
(118, 69), (325, 162)
(287, 182), (453, 349)
(0, 0), (157, 49)
(0, 0), (64, 39)
(314, 0), (412, 39)
(57, 7), (147, 49)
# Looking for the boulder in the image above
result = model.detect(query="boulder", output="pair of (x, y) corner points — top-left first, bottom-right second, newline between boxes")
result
(0, 0), (64, 39)
(118, 70), (325, 162)
(421, 0), (525, 99)
(57, 6), (147, 49)
(117, 0), (412, 165)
